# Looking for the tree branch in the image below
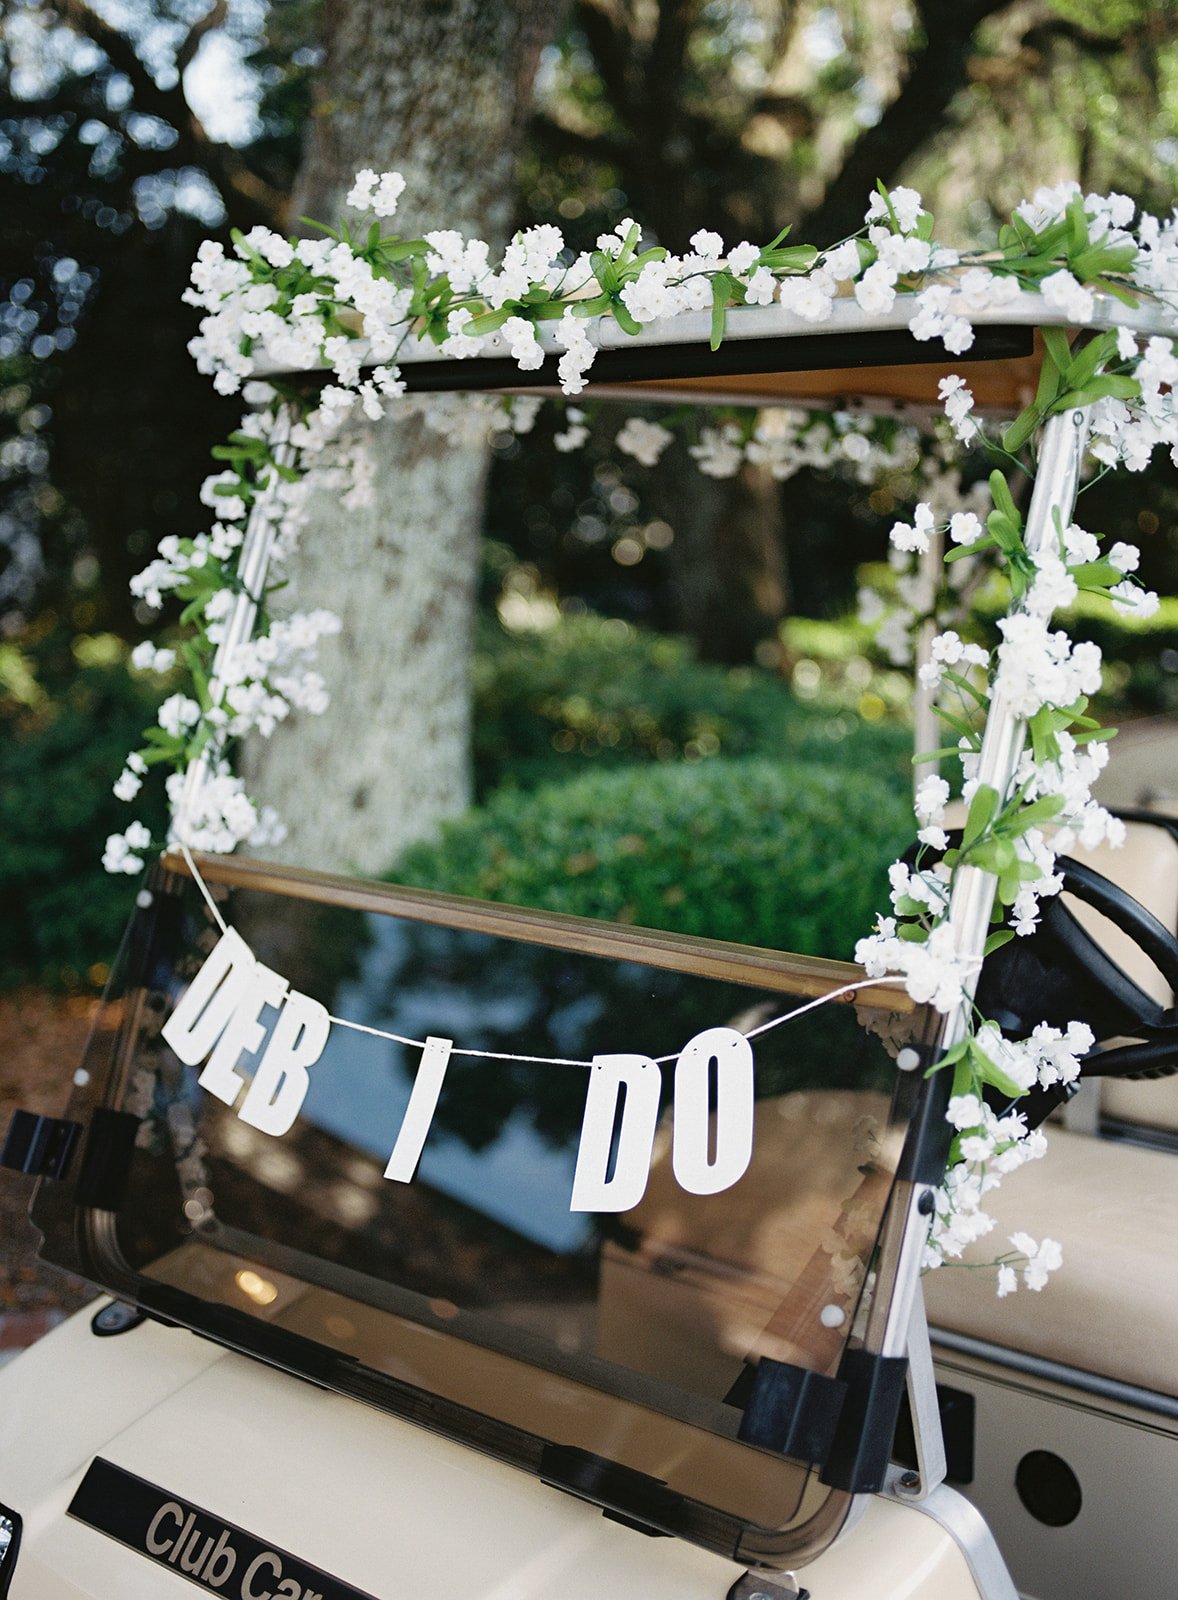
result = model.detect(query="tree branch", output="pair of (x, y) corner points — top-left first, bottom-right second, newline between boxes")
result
(175, 0), (229, 79)
(575, 0), (639, 129)
(799, 0), (1017, 246)
(46, 0), (284, 230)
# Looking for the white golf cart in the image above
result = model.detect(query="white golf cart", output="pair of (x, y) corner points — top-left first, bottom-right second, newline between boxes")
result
(1, 287), (1176, 1600)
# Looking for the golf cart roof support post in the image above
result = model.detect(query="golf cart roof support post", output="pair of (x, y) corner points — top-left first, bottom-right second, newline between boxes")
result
(860, 403), (1094, 1442)
(175, 403), (296, 832)
(913, 528), (945, 795)
(902, 1287), (947, 1499)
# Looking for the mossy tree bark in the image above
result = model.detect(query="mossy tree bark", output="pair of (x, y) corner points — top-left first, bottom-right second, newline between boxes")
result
(245, 0), (561, 876)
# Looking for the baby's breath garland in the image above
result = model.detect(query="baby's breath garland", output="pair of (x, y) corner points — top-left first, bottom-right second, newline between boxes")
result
(108, 174), (1178, 1295)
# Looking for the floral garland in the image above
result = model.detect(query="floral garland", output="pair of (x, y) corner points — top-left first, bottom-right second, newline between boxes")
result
(107, 174), (1178, 1294)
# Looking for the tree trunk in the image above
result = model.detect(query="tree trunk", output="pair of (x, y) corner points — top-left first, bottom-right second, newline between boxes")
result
(656, 450), (788, 664)
(245, 0), (560, 877)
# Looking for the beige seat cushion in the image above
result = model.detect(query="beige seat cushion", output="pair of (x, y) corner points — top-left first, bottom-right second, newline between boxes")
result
(924, 1126), (1178, 1396)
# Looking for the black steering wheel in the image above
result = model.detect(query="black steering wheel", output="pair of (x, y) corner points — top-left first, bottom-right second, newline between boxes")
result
(917, 813), (1178, 1126)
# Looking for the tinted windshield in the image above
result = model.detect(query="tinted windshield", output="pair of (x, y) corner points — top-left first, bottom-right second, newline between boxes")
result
(37, 854), (929, 1559)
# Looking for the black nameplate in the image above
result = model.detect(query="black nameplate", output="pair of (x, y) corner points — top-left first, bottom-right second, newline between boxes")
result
(68, 1458), (379, 1600)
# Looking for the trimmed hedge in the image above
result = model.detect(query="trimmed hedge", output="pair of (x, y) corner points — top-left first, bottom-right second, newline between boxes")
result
(472, 614), (911, 795)
(0, 649), (167, 988)
(395, 756), (914, 959)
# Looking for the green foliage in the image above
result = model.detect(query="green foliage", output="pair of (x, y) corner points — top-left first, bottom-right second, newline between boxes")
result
(395, 757), (914, 960)
(472, 614), (911, 796)
(0, 639), (167, 989)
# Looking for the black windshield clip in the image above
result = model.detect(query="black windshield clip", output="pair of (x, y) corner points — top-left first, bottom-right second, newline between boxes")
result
(0, 1110), (82, 1181)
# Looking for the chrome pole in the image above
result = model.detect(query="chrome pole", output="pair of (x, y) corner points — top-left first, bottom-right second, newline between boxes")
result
(913, 527), (944, 795)
(869, 405), (1093, 1367)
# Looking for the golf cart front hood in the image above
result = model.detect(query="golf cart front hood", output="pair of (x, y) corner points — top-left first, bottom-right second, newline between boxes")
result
(1, 1304), (748, 1600)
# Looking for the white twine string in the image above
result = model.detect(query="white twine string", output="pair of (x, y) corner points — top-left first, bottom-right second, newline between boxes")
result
(180, 844), (230, 935)
(174, 847), (902, 1069)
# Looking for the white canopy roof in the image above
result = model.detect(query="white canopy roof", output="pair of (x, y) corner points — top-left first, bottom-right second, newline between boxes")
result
(257, 286), (1178, 416)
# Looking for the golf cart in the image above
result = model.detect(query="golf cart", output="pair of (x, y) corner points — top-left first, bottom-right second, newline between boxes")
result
(1, 271), (1176, 1600)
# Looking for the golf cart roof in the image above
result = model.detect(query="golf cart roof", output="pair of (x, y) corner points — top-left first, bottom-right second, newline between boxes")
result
(260, 287), (1178, 414)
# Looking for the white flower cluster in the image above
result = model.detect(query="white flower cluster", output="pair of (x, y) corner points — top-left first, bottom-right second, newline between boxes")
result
(167, 765), (286, 856)
(1091, 335), (1178, 475)
(926, 1093), (1050, 1269)
(615, 416), (675, 467)
(922, 1015), (1088, 1288)
(678, 409), (921, 486)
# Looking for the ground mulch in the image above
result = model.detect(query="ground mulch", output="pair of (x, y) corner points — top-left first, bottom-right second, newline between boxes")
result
(0, 989), (97, 1338)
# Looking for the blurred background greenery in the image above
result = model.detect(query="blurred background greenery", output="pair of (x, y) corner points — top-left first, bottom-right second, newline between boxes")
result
(2, 0), (1177, 987)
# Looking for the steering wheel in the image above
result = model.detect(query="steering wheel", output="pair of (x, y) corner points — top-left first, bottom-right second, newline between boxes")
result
(916, 815), (1178, 1126)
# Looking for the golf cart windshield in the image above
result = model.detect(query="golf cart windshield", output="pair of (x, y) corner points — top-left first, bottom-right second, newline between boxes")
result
(33, 851), (933, 1565)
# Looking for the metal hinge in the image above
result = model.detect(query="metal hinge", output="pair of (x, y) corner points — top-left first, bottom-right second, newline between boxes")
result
(727, 1573), (808, 1600)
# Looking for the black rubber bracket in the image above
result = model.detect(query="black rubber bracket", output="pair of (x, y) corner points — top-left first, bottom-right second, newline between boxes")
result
(0, 1110), (82, 1181)
(540, 1445), (679, 1536)
(820, 1347), (910, 1493)
(736, 1358), (848, 1464)
(75, 1109), (140, 1211)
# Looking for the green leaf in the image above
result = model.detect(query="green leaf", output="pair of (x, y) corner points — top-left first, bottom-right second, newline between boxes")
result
(1028, 707), (1057, 767)
(1072, 726), (1118, 745)
(945, 536), (997, 563)
(1050, 374), (1140, 411)
(912, 746), (970, 764)
(710, 273), (733, 351)
(941, 669), (989, 707)
(1064, 192), (1090, 259)
(897, 922), (929, 942)
(1070, 558), (1121, 589)
(1070, 239), (1138, 282)
(615, 222), (641, 267)
(1001, 404), (1042, 455)
(463, 307), (512, 337)
(962, 783), (1000, 850)
(893, 895), (927, 918)
(590, 251), (618, 296)
(971, 1042), (1027, 1101)
(1092, 276), (1141, 308)
(1004, 794), (1066, 834)
(612, 298), (642, 338)
(1041, 326), (1073, 372)
(986, 509), (1021, 550)
(762, 224), (793, 251)
(1062, 329), (1117, 390)
(761, 244), (819, 272)
(934, 706), (978, 739)
(984, 929), (1016, 956)
(381, 238), (430, 263)
(925, 1038), (969, 1077)
(874, 180), (899, 231)
(989, 469), (1019, 525)
(951, 1057), (977, 1099)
